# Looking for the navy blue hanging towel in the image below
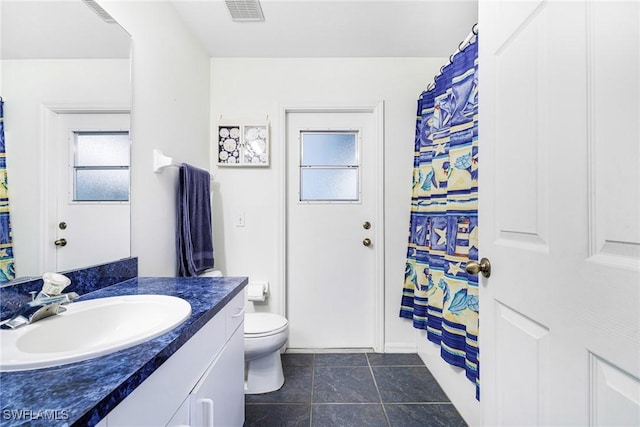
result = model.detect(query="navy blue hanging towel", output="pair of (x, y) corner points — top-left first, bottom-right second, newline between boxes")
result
(177, 163), (214, 276)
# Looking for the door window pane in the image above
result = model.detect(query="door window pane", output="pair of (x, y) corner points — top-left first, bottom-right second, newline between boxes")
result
(300, 168), (358, 201)
(75, 170), (129, 201)
(73, 131), (130, 202)
(76, 132), (129, 166)
(299, 131), (359, 202)
(301, 132), (357, 166)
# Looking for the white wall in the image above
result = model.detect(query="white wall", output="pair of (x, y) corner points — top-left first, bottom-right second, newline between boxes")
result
(210, 57), (432, 322)
(1, 59), (130, 277)
(101, 1), (211, 276)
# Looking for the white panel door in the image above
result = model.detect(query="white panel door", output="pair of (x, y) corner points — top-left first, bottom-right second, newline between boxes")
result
(55, 113), (130, 272)
(286, 109), (380, 349)
(479, 1), (640, 425)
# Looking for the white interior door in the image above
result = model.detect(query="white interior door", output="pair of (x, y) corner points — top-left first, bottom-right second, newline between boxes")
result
(55, 113), (130, 272)
(286, 108), (382, 350)
(480, 1), (640, 425)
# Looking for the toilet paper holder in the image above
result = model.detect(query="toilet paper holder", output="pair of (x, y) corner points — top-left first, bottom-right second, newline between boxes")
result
(247, 281), (269, 302)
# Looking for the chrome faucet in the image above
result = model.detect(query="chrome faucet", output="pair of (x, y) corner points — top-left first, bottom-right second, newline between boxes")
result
(1, 273), (78, 330)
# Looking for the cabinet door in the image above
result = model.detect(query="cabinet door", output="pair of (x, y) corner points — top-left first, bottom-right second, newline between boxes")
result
(166, 396), (190, 427)
(191, 323), (245, 427)
(106, 314), (226, 427)
(225, 290), (245, 340)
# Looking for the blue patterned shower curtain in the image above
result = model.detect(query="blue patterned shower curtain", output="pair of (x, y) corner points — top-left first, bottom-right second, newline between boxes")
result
(400, 37), (479, 399)
(0, 98), (15, 282)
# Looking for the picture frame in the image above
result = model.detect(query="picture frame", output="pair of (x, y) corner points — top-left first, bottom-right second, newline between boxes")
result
(217, 122), (269, 167)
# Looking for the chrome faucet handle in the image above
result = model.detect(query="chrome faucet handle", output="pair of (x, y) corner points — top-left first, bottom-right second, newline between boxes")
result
(39, 273), (71, 297)
(35, 292), (80, 306)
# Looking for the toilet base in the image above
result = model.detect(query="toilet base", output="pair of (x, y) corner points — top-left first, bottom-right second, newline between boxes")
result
(245, 351), (284, 394)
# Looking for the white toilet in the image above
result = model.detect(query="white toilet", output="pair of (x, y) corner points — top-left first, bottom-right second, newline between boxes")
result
(198, 270), (289, 395)
(244, 312), (289, 394)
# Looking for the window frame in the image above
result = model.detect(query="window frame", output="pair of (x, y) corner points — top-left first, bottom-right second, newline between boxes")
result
(298, 129), (362, 204)
(69, 130), (131, 204)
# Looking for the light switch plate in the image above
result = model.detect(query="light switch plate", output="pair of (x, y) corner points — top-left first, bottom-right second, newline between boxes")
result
(235, 212), (245, 227)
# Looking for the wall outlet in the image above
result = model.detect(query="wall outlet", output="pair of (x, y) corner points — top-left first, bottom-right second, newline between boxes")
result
(235, 212), (245, 227)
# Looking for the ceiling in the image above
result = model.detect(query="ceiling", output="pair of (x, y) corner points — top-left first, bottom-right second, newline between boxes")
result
(0, 0), (131, 59)
(171, 0), (479, 57)
(0, 0), (478, 59)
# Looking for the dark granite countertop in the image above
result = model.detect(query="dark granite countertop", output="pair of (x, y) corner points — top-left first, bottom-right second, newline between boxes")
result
(0, 276), (248, 427)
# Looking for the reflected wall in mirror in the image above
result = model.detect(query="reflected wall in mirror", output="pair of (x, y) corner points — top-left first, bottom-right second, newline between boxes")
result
(0, 0), (132, 281)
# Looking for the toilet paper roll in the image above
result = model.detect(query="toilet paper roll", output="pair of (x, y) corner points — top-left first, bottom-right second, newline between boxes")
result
(247, 282), (267, 302)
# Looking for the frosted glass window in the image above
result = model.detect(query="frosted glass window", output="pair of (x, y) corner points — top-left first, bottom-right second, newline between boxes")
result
(73, 131), (130, 202)
(75, 170), (129, 201)
(299, 131), (359, 202)
(301, 132), (357, 166)
(300, 169), (359, 201)
(76, 132), (129, 167)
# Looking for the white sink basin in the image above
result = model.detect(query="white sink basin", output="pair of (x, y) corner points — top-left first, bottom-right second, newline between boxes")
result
(0, 295), (191, 372)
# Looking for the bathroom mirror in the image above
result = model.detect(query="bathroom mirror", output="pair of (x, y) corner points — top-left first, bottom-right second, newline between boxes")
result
(0, 0), (132, 280)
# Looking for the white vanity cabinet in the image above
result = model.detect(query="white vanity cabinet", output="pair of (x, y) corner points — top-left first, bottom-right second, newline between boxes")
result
(100, 290), (245, 427)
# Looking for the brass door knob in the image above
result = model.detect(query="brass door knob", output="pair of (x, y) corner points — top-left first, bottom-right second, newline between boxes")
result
(363, 238), (372, 247)
(363, 221), (371, 230)
(54, 238), (67, 247)
(466, 258), (491, 278)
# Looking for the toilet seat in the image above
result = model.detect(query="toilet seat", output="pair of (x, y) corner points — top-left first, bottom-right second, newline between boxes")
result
(245, 313), (288, 338)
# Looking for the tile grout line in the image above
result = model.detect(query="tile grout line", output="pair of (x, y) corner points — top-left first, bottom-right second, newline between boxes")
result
(244, 401), (455, 406)
(309, 353), (315, 427)
(377, 401), (455, 405)
(365, 353), (392, 427)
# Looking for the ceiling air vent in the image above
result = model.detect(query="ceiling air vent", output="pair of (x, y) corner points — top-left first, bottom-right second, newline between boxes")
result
(82, 0), (117, 23)
(225, 0), (265, 22)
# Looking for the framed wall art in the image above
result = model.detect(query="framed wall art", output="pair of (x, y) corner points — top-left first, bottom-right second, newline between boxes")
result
(217, 122), (270, 167)
(217, 124), (242, 165)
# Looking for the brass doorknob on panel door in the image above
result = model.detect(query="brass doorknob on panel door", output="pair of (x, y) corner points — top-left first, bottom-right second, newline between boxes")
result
(54, 238), (67, 247)
(363, 238), (372, 247)
(363, 221), (371, 230)
(466, 258), (491, 278)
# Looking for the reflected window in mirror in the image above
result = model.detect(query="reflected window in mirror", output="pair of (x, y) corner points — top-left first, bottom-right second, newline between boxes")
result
(73, 132), (130, 202)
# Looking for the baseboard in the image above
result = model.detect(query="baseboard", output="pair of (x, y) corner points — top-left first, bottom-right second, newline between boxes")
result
(383, 342), (418, 353)
(284, 343), (419, 354)
(417, 348), (481, 426)
(285, 348), (374, 354)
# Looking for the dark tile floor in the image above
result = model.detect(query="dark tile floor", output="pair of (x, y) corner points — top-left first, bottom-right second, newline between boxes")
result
(244, 352), (467, 427)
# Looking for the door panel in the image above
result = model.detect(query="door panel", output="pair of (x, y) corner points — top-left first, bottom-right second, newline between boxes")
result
(494, 6), (549, 248)
(589, 2), (640, 266)
(480, 0), (640, 425)
(589, 354), (640, 427)
(495, 302), (550, 427)
(286, 110), (378, 349)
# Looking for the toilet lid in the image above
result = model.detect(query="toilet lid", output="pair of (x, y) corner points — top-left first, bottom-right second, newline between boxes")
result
(245, 313), (288, 335)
